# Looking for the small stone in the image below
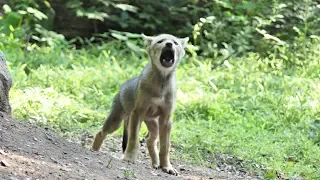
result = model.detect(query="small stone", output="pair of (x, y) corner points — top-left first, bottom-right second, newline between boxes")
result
(151, 171), (158, 176)
(60, 167), (70, 172)
(9, 176), (19, 180)
(180, 167), (186, 171)
(1, 160), (9, 167)
(0, 149), (6, 154)
(50, 157), (58, 164)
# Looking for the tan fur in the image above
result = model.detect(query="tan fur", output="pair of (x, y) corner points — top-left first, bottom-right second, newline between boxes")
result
(92, 34), (189, 175)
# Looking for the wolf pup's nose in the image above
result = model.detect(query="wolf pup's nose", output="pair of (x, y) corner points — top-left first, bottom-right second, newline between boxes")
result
(166, 42), (172, 48)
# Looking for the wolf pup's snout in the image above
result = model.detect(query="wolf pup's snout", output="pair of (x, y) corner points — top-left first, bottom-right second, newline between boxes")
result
(165, 42), (172, 47)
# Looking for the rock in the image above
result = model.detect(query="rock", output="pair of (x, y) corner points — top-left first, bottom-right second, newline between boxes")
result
(1, 160), (9, 167)
(0, 51), (12, 118)
(9, 176), (19, 180)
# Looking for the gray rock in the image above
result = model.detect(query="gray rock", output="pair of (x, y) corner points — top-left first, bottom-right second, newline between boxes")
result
(0, 50), (12, 118)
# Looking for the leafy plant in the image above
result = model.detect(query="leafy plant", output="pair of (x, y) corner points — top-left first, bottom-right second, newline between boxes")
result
(0, 0), (64, 48)
(192, 0), (320, 58)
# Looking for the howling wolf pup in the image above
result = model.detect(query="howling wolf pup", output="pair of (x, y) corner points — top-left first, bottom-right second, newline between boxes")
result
(92, 34), (189, 175)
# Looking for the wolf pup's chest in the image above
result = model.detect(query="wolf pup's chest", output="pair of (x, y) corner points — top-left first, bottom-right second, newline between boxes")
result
(151, 97), (165, 105)
(144, 94), (172, 118)
(145, 104), (161, 118)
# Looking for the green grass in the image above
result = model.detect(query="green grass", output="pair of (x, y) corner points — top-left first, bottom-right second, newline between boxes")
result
(2, 39), (320, 179)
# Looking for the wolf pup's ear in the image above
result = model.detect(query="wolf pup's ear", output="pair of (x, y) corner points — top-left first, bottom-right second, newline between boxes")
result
(142, 34), (153, 46)
(180, 37), (189, 48)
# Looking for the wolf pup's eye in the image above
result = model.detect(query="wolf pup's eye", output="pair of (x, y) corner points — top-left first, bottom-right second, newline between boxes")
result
(173, 41), (178, 45)
(157, 39), (164, 44)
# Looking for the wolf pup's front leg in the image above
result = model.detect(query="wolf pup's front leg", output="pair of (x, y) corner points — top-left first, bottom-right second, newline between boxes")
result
(158, 106), (177, 175)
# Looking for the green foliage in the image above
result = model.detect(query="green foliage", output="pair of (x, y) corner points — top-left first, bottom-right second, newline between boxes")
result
(62, 0), (320, 59)
(2, 0), (320, 59)
(65, 0), (192, 35)
(192, 0), (320, 58)
(0, 0), (64, 48)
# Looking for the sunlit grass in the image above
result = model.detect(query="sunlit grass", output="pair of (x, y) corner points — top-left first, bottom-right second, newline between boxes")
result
(3, 39), (320, 179)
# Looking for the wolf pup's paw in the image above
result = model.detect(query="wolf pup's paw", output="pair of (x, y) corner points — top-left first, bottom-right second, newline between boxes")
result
(152, 163), (160, 169)
(121, 153), (137, 163)
(161, 166), (178, 176)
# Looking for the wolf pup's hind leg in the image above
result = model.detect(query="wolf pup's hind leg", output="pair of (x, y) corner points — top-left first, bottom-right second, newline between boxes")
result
(92, 93), (125, 151)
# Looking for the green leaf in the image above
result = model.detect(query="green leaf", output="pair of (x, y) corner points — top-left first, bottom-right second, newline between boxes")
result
(18, 10), (27, 15)
(66, 0), (83, 9)
(76, 9), (108, 21)
(123, 32), (141, 38)
(215, 0), (233, 9)
(31, 35), (41, 41)
(3, 4), (12, 14)
(126, 41), (143, 52)
(111, 33), (128, 41)
(9, 25), (14, 31)
(44, 1), (51, 8)
(27, 7), (48, 20)
(114, 4), (138, 13)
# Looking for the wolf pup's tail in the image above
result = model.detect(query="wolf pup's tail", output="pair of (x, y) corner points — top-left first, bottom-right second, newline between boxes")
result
(122, 119), (128, 152)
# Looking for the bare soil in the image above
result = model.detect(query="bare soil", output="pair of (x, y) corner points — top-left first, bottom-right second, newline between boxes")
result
(0, 117), (258, 180)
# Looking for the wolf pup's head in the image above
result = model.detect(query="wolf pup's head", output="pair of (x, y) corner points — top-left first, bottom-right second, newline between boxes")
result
(142, 34), (189, 73)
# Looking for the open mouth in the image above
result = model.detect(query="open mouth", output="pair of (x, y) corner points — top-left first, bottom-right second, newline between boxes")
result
(160, 48), (175, 68)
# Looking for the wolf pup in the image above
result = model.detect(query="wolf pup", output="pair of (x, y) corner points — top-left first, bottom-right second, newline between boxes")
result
(92, 34), (189, 175)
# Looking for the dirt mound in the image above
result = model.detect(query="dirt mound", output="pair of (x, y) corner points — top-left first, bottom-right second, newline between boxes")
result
(0, 117), (259, 180)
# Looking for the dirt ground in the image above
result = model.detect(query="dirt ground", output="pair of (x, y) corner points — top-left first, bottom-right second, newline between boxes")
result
(0, 117), (258, 180)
